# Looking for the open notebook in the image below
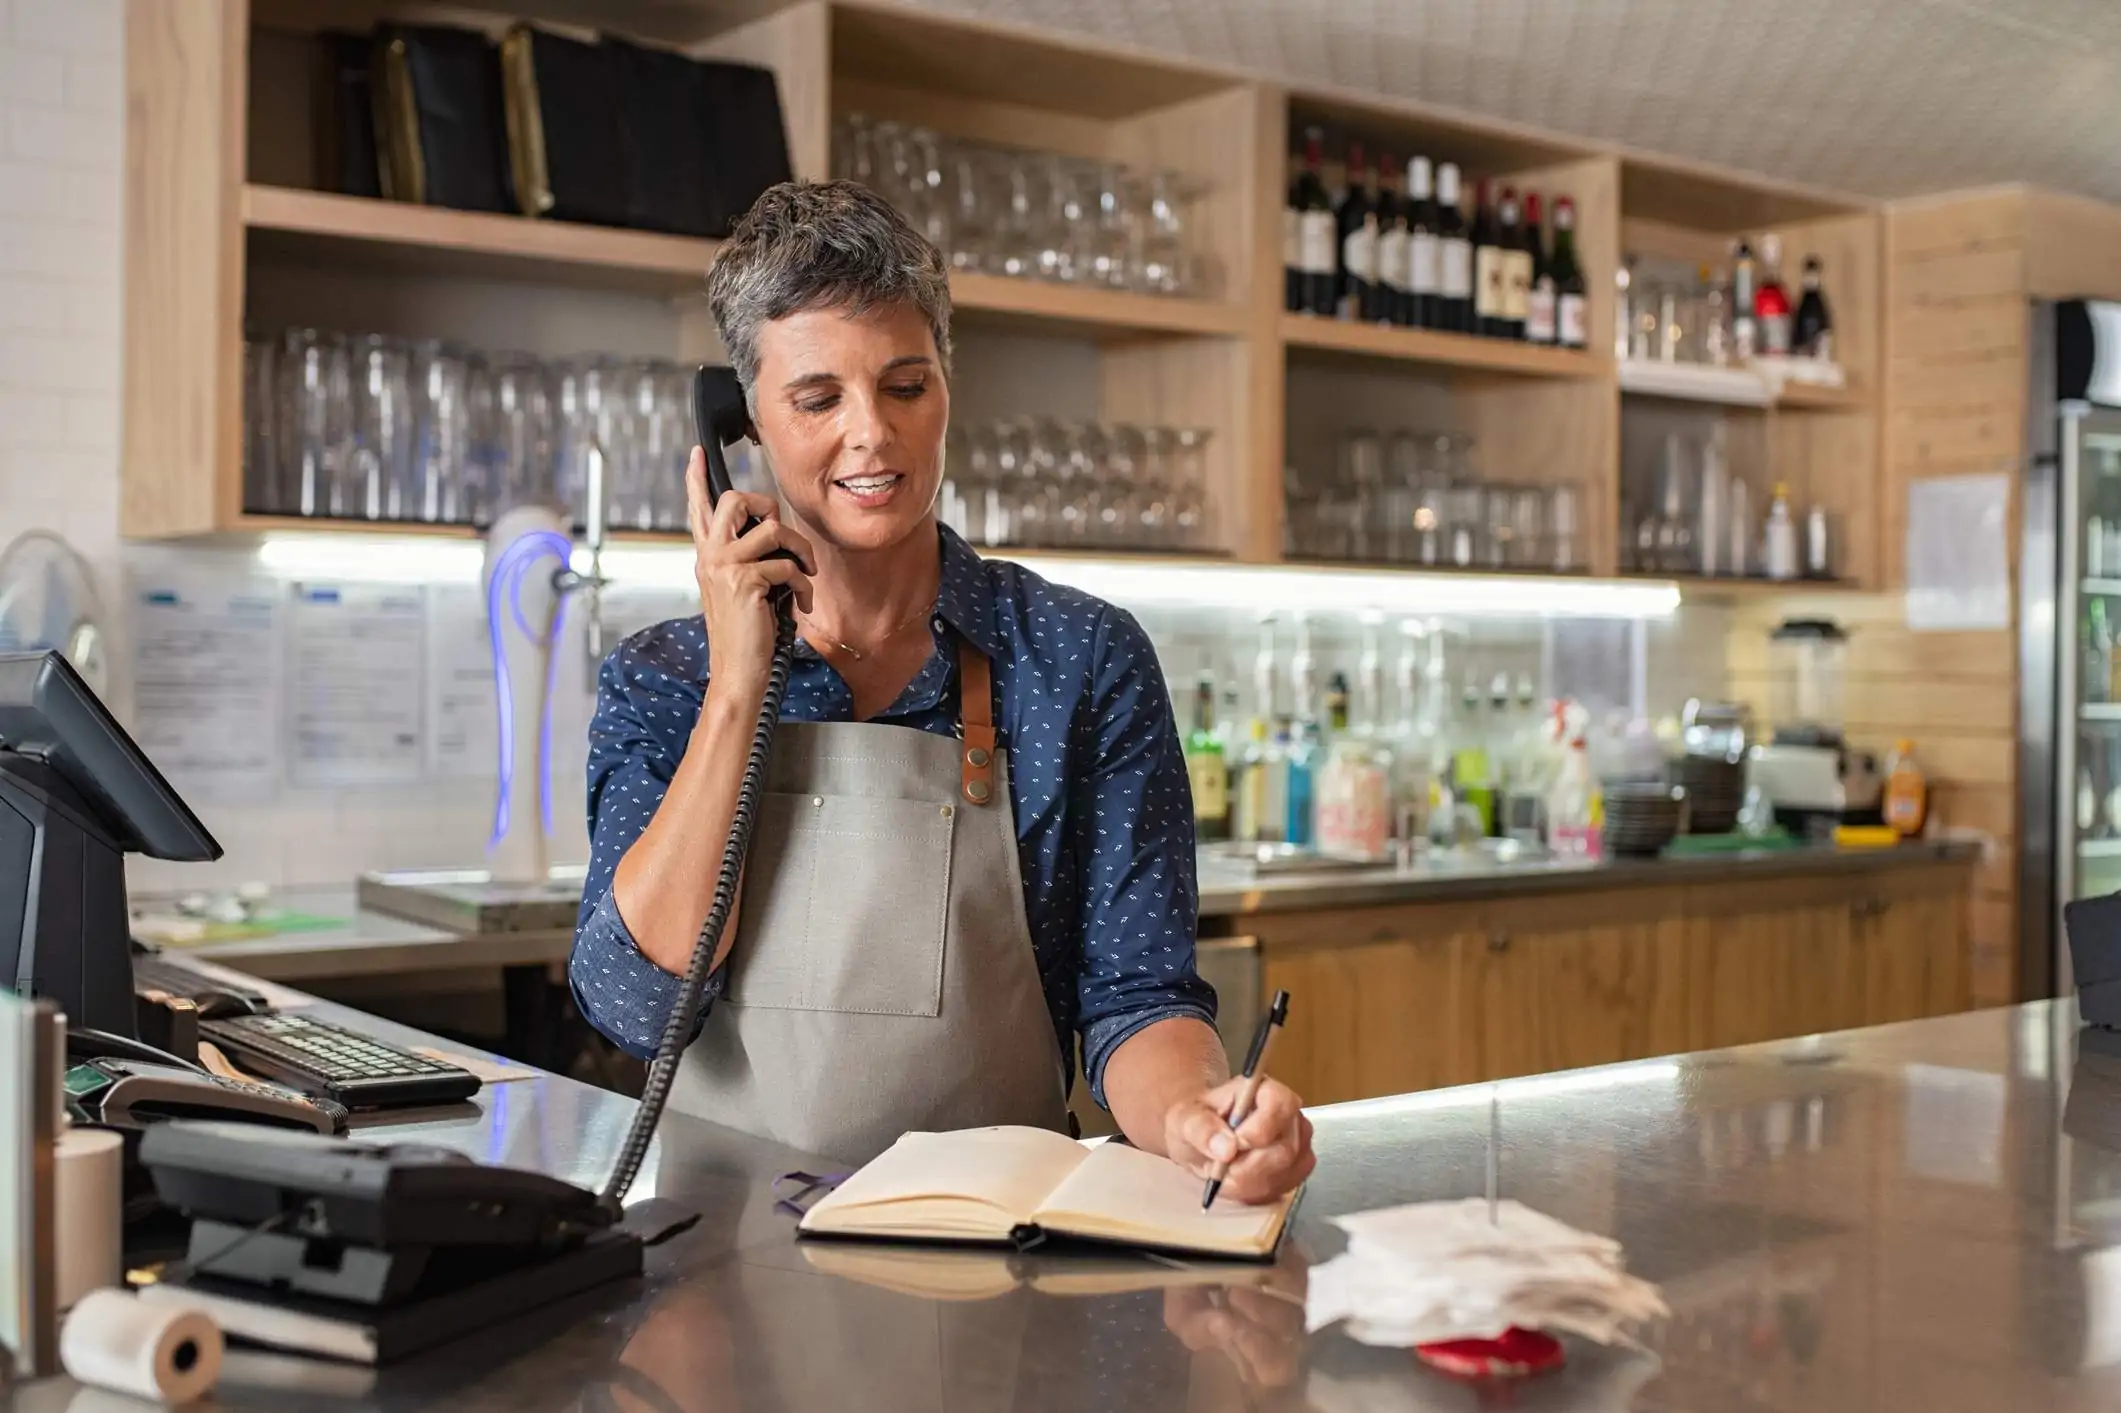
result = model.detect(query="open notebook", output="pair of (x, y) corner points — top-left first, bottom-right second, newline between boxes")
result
(797, 1127), (1297, 1261)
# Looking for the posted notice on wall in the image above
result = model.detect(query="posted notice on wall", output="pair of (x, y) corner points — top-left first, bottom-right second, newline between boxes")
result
(1905, 472), (2011, 631)
(130, 570), (282, 799)
(286, 583), (427, 788)
(425, 585), (498, 779)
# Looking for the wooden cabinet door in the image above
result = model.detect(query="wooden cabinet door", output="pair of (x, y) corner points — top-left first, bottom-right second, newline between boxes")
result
(1859, 880), (1972, 1025)
(1460, 890), (1695, 1084)
(1688, 879), (1864, 1050)
(1258, 926), (1467, 1106)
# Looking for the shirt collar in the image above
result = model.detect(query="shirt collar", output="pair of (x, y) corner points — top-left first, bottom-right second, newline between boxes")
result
(933, 523), (1004, 661)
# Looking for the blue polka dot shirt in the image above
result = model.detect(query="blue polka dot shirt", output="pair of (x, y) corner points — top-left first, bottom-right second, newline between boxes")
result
(569, 524), (1217, 1107)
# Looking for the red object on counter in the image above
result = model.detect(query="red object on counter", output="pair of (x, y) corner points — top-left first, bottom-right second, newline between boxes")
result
(1415, 1327), (1566, 1379)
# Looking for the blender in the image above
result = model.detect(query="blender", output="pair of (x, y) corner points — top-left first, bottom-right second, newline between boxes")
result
(1746, 618), (1883, 837)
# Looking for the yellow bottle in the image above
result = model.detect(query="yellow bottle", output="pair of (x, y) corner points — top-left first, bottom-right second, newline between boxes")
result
(1883, 739), (1928, 839)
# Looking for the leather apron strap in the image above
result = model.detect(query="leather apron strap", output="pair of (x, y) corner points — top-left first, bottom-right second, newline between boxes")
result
(958, 638), (997, 807)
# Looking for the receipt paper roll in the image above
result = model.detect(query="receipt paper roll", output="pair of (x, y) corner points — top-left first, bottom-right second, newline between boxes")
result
(54, 1126), (124, 1311)
(60, 1288), (223, 1404)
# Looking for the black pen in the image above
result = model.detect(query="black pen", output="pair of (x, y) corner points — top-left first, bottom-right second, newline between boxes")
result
(1201, 990), (1291, 1210)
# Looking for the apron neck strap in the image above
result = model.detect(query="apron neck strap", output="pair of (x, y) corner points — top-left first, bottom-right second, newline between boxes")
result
(958, 637), (997, 807)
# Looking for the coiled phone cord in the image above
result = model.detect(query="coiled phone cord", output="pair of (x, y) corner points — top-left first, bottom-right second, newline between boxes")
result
(599, 599), (798, 1213)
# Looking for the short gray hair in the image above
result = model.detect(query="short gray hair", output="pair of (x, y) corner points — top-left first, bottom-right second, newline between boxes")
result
(706, 180), (954, 404)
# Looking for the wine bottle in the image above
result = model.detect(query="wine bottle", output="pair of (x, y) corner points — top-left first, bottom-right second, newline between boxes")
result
(1373, 151), (1408, 325)
(1731, 238), (1758, 360)
(1756, 233), (1792, 356)
(1473, 179), (1508, 339)
(1435, 163), (1474, 334)
(1499, 187), (1530, 341)
(1336, 139), (1377, 322)
(1794, 254), (1834, 362)
(1293, 128), (1336, 317)
(1552, 196), (1587, 350)
(1405, 156), (1440, 330)
(1522, 192), (1555, 345)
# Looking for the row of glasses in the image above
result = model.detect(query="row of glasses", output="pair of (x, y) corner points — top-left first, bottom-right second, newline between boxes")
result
(834, 113), (1213, 299)
(1286, 429), (1585, 573)
(245, 331), (766, 533)
(1618, 256), (1733, 367)
(940, 418), (1215, 552)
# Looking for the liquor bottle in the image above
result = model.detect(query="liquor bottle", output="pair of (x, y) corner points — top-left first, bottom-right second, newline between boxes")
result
(1387, 625), (1436, 850)
(1242, 618), (1287, 843)
(1234, 718), (1274, 843)
(1404, 156), (1439, 330)
(1472, 180), (1508, 339)
(1523, 192), (1556, 346)
(1435, 163), (1475, 334)
(1793, 254), (1834, 362)
(1317, 634), (1394, 861)
(1499, 187), (1532, 341)
(1285, 619), (1321, 846)
(1451, 673), (1495, 835)
(1373, 151), (1408, 325)
(1551, 196), (1587, 350)
(1763, 483), (1799, 581)
(1335, 140), (1378, 322)
(1731, 238), (1758, 360)
(1756, 233), (1792, 356)
(1292, 129), (1336, 317)
(1185, 671), (1230, 841)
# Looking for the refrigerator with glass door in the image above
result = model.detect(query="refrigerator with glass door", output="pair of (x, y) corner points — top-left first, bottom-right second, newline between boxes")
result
(2022, 301), (2121, 1000)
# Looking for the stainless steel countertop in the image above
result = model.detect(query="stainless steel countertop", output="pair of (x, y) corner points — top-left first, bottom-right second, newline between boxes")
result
(18, 995), (2121, 1410)
(1197, 838), (1983, 915)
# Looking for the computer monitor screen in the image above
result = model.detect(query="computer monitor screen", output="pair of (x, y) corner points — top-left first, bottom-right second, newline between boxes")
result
(0, 650), (219, 862)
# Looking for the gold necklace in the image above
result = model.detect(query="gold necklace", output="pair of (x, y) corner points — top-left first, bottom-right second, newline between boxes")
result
(798, 598), (935, 662)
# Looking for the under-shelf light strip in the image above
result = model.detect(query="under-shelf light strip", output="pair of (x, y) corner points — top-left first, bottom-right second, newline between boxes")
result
(253, 534), (1682, 619)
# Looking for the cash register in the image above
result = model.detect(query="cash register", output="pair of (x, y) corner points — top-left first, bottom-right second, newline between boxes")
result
(0, 650), (479, 1119)
(0, 648), (648, 1359)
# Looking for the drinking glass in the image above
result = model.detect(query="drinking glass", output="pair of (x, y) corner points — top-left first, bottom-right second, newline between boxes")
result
(243, 334), (277, 513)
(1170, 427), (1212, 551)
(947, 147), (993, 274)
(463, 354), (498, 527)
(277, 328), (352, 519)
(995, 420), (1043, 546)
(1445, 482), (1484, 567)
(551, 358), (622, 531)
(1140, 426), (1178, 550)
(348, 335), (416, 521)
(1103, 422), (1146, 548)
(1548, 483), (1584, 571)
(654, 365), (694, 532)
(489, 353), (555, 515)
(410, 341), (469, 524)
(1508, 487), (1546, 569)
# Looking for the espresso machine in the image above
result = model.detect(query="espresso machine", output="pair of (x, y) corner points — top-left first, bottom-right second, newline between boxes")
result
(1746, 618), (1882, 837)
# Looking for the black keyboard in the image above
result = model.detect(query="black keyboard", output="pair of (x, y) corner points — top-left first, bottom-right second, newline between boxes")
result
(132, 954), (269, 1018)
(200, 1013), (483, 1110)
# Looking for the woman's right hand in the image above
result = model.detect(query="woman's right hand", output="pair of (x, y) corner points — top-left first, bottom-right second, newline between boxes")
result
(687, 444), (813, 707)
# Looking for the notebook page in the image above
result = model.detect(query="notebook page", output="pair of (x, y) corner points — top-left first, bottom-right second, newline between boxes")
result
(802, 1127), (1090, 1230)
(1030, 1142), (1292, 1254)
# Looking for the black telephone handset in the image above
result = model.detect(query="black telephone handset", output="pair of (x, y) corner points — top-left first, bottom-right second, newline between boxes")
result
(692, 364), (797, 606)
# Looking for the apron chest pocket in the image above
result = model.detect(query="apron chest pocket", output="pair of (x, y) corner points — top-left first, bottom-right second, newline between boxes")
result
(725, 792), (955, 1017)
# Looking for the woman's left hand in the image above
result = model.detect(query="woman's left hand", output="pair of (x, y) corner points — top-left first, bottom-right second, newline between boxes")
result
(1162, 1077), (1315, 1206)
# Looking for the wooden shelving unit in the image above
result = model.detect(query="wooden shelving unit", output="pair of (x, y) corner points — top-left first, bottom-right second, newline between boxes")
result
(241, 185), (720, 294)
(123, 0), (1885, 586)
(1281, 315), (1609, 379)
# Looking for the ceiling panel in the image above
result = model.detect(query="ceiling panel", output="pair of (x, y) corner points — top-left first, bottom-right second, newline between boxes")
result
(880, 0), (2121, 204)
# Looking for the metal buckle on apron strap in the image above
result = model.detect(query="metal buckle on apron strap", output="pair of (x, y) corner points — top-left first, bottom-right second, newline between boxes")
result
(958, 639), (998, 807)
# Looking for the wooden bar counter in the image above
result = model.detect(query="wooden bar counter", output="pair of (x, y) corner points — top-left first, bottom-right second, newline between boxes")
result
(1195, 842), (1981, 1106)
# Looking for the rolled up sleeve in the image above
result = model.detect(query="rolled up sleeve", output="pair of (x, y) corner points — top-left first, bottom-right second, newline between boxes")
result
(569, 647), (719, 1061)
(1071, 606), (1218, 1108)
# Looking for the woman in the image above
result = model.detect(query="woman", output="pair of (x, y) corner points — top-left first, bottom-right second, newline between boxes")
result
(570, 180), (1312, 1204)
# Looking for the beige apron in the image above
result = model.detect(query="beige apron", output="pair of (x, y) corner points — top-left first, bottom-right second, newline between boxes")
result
(670, 639), (1072, 1162)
